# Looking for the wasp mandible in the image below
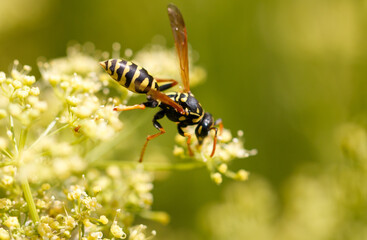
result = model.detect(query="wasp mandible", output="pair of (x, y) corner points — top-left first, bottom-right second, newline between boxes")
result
(100, 3), (222, 162)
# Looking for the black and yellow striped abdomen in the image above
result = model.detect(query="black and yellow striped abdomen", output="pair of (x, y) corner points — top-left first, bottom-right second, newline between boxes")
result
(100, 59), (159, 94)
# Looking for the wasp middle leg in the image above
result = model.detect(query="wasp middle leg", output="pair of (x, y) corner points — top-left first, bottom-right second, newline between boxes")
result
(139, 110), (166, 162)
(178, 123), (194, 156)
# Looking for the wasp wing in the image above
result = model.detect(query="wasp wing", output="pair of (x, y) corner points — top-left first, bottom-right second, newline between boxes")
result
(167, 3), (190, 93)
(148, 88), (186, 115)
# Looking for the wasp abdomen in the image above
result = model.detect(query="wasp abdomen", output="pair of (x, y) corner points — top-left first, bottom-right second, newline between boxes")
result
(100, 59), (159, 94)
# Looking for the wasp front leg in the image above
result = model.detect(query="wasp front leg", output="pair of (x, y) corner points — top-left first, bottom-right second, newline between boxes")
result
(113, 100), (159, 111)
(178, 123), (194, 156)
(139, 110), (166, 162)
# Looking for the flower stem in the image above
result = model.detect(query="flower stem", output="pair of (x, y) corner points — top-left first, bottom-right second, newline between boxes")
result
(28, 120), (57, 150)
(21, 177), (39, 223)
(91, 160), (206, 171)
(18, 125), (39, 223)
(19, 127), (28, 151)
(1, 149), (13, 159)
(9, 116), (18, 154)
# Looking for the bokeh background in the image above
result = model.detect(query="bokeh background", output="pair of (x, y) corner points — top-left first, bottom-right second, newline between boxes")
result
(1, 0), (367, 239)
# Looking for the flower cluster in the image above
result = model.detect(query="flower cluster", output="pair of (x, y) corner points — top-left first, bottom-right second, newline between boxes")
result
(0, 62), (47, 126)
(85, 165), (156, 220)
(0, 42), (254, 239)
(39, 44), (122, 141)
(0, 44), (158, 239)
(174, 128), (256, 184)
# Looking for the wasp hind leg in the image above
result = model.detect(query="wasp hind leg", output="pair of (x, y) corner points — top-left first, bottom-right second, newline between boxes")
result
(178, 124), (194, 156)
(156, 78), (178, 91)
(113, 100), (159, 111)
(139, 110), (166, 162)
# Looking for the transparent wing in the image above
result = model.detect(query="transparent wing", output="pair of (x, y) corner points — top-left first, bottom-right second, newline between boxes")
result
(167, 3), (190, 93)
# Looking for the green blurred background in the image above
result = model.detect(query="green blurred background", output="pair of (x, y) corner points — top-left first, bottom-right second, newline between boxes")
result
(1, 0), (366, 239)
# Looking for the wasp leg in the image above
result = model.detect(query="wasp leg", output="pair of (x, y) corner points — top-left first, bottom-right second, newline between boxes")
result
(139, 110), (166, 162)
(177, 124), (194, 156)
(113, 100), (159, 111)
(208, 119), (223, 157)
(215, 118), (223, 135)
(210, 118), (223, 157)
(209, 127), (219, 157)
(156, 78), (178, 91)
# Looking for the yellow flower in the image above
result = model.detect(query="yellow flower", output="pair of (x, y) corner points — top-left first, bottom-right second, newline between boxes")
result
(4, 216), (20, 229)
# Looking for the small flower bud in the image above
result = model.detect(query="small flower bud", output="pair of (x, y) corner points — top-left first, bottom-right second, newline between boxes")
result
(90, 232), (103, 239)
(1, 176), (13, 185)
(173, 145), (184, 156)
(41, 183), (51, 191)
(0, 198), (12, 209)
(220, 129), (232, 142)
(65, 216), (76, 229)
(16, 89), (29, 99)
(23, 65), (32, 72)
(48, 76), (61, 86)
(23, 75), (36, 85)
(235, 169), (249, 181)
(37, 223), (52, 238)
(63, 230), (71, 238)
(211, 172), (223, 185)
(4, 216), (20, 229)
(83, 219), (94, 228)
(98, 215), (108, 225)
(66, 96), (80, 106)
(60, 81), (70, 90)
(29, 87), (40, 96)
(218, 163), (228, 174)
(111, 224), (126, 239)
(36, 199), (47, 209)
(12, 80), (22, 89)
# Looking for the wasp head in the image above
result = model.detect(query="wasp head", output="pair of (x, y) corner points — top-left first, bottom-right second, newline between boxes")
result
(195, 112), (214, 145)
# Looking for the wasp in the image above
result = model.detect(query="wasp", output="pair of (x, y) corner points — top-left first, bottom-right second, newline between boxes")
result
(100, 3), (222, 162)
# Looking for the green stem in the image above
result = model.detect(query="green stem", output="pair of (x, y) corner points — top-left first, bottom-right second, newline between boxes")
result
(0, 160), (17, 167)
(90, 160), (206, 171)
(9, 116), (18, 154)
(21, 178), (39, 223)
(19, 127), (29, 151)
(18, 124), (39, 223)
(1, 149), (13, 159)
(28, 120), (63, 150)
